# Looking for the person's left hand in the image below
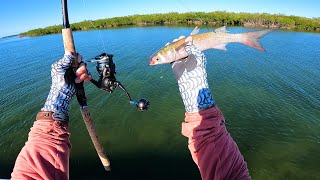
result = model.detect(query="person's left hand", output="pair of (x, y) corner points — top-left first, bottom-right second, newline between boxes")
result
(170, 36), (215, 113)
(41, 51), (92, 121)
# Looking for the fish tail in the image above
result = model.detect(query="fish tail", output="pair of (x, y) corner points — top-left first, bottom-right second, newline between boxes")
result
(240, 29), (272, 52)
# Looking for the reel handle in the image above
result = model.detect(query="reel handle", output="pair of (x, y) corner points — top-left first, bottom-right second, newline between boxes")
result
(116, 82), (150, 111)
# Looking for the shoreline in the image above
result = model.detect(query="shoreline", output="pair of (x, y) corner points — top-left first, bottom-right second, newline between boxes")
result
(19, 11), (320, 37)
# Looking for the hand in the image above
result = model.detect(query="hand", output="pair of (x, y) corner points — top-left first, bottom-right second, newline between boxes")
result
(41, 51), (92, 121)
(170, 36), (215, 112)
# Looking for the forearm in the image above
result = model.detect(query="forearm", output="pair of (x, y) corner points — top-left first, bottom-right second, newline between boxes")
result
(11, 120), (70, 179)
(181, 106), (250, 180)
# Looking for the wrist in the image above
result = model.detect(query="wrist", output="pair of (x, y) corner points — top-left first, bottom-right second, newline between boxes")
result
(38, 110), (69, 121)
(178, 79), (215, 112)
(41, 87), (73, 121)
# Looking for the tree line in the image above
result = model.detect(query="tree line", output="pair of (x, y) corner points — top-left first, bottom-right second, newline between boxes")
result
(20, 11), (320, 37)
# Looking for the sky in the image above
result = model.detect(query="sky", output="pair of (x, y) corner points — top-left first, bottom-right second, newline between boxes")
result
(0, 0), (319, 37)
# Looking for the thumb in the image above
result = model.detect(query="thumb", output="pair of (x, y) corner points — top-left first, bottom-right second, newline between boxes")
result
(171, 58), (186, 80)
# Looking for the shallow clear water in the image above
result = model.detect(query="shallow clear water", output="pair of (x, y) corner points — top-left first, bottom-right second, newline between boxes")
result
(0, 26), (319, 179)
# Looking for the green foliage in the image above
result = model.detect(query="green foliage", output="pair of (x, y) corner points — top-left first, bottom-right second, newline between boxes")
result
(20, 11), (320, 37)
(20, 25), (61, 36)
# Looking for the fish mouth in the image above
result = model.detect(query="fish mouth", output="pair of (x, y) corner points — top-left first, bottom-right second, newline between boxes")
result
(149, 55), (159, 66)
(149, 57), (155, 66)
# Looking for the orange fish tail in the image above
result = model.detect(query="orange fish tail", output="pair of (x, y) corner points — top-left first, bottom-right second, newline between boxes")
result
(240, 29), (272, 52)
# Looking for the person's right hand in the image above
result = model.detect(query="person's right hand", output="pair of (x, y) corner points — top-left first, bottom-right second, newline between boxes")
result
(170, 36), (215, 112)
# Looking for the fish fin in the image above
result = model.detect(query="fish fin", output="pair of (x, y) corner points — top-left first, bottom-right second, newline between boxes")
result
(214, 26), (228, 33)
(213, 44), (227, 51)
(190, 26), (200, 35)
(175, 41), (189, 53)
(241, 29), (272, 52)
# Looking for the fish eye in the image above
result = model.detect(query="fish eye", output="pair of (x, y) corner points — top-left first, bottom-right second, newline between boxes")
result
(156, 58), (160, 61)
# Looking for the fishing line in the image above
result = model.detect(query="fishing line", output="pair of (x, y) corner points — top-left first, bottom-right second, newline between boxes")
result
(82, 0), (107, 53)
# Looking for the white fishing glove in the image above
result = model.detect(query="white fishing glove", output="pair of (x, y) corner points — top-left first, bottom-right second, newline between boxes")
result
(41, 52), (91, 121)
(171, 36), (215, 112)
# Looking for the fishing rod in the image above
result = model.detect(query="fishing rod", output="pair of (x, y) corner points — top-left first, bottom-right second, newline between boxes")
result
(61, 0), (111, 171)
(61, 0), (150, 172)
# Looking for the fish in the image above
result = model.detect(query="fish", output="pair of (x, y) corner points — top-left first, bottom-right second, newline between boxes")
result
(149, 26), (272, 65)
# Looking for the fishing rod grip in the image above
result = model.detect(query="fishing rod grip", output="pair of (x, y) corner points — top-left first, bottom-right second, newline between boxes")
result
(61, 0), (111, 172)
(80, 107), (111, 171)
(62, 28), (79, 68)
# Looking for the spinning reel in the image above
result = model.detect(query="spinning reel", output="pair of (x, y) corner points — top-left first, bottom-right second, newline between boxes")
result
(88, 53), (150, 111)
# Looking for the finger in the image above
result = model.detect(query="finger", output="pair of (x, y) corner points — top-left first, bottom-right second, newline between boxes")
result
(75, 73), (89, 83)
(79, 73), (89, 81)
(84, 74), (92, 82)
(173, 36), (185, 43)
(178, 36), (185, 40)
(75, 63), (87, 76)
(75, 77), (81, 83)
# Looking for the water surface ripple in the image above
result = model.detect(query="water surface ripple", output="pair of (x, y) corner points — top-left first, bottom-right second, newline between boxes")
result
(0, 27), (319, 179)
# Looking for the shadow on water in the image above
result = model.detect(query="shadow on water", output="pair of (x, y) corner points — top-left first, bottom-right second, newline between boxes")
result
(69, 155), (200, 180)
(0, 155), (201, 179)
